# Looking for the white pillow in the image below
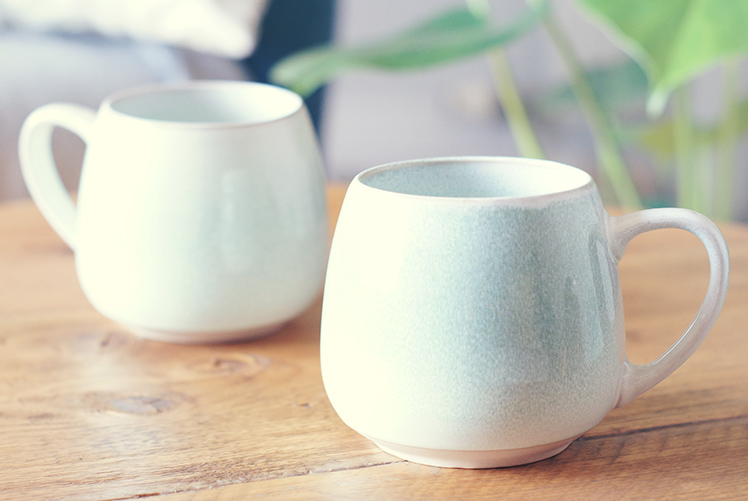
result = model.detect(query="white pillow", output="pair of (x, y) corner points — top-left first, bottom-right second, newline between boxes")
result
(0, 0), (268, 58)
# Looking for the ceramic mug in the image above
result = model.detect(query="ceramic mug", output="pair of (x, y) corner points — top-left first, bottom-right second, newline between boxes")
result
(19, 81), (329, 343)
(321, 157), (729, 468)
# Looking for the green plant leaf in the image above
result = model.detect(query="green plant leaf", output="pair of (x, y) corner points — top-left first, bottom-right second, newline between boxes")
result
(539, 59), (648, 114)
(575, 0), (748, 113)
(270, 4), (548, 97)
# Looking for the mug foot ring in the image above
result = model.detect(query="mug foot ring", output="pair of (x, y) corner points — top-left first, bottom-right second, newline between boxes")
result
(371, 436), (576, 468)
(129, 322), (286, 344)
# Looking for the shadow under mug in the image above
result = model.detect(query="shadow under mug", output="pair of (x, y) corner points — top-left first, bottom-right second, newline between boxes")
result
(19, 81), (329, 344)
(321, 157), (729, 468)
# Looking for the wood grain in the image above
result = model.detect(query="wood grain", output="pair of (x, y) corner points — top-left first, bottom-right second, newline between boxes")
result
(1, 185), (747, 500)
(159, 417), (748, 500)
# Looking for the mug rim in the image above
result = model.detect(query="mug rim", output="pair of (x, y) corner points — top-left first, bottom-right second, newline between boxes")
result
(101, 80), (305, 129)
(353, 156), (596, 207)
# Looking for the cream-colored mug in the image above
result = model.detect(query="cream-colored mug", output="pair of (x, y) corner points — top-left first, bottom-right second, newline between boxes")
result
(20, 81), (329, 343)
(321, 157), (729, 468)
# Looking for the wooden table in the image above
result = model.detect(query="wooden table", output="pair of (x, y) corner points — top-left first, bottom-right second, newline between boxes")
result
(1, 184), (747, 500)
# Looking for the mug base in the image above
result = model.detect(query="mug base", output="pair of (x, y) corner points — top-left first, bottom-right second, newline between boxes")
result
(371, 436), (576, 469)
(129, 322), (286, 344)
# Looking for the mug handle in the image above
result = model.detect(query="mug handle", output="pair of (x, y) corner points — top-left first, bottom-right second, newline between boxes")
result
(608, 208), (730, 407)
(19, 103), (97, 249)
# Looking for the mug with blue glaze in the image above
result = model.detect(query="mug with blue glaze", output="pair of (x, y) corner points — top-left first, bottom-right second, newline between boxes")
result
(321, 157), (729, 468)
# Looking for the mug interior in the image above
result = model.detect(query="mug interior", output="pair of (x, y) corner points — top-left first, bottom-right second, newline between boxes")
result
(358, 158), (592, 199)
(108, 82), (302, 125)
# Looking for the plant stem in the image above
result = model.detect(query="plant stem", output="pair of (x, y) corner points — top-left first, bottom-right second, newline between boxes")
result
(673, 87), (698, 211)
(715, 59), (740, 220)
(528, 0), (642, 209)
(469, 0), (544, 158)
(486, 48), (545, 158)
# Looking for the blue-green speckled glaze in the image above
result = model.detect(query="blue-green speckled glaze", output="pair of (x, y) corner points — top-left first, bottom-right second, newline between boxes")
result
(321, 157), (626, 452)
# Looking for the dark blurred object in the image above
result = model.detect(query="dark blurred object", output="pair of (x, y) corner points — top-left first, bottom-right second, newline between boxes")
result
(242, 0), (336, 132)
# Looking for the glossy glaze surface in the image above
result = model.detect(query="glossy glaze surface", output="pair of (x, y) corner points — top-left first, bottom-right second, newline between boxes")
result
(321, 157), (728, 466)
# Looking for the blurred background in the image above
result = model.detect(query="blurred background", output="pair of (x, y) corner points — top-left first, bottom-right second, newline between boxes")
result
(2, 0), (747, 219)
(325, 0), (609, 178)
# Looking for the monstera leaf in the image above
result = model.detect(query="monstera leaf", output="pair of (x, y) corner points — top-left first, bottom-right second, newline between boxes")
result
(270, 4), (547, 97)
(576, 0), (748, 113)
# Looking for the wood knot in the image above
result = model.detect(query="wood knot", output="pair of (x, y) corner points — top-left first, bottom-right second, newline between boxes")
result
(107, 395), (177, 415)
(184, 354), (271, 379)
